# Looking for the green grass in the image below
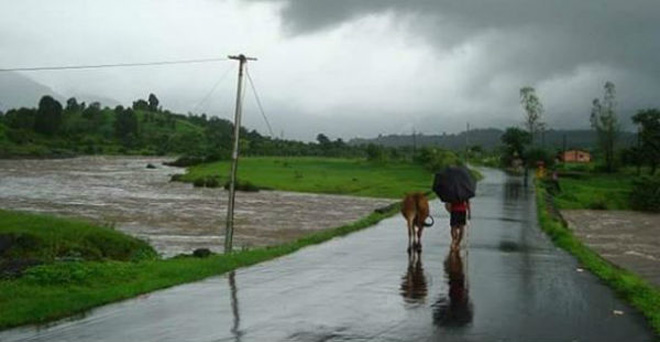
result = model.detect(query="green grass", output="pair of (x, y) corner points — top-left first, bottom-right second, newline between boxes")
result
(182, 157), (433, 199)
(554, 173), (632, 210)
(536, 181), (660, 337)
(0, 210), (156, 262)
(0, 204), (400, 330)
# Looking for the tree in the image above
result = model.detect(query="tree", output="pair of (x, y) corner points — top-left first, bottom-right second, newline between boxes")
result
(132, 99), (149, 111)
(65, 97), (80, 112)
(520, 86), (544, 144)
(316, 133), (330, 146)
(632, 108), (660, 174)
(590, 81), (619, 172)
(114, 108), (139, 147)
(4, 108), (36, 131)
(82, 102), (102, 120)
(501, 127), (531, 166)
(34, 95), (63, 135)
(148, 93), (159, 112)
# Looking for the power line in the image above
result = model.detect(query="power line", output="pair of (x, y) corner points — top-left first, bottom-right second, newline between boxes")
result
(245, 66), (274, 138)
(190, 64), (235, 114)
(0, 57), (229, 72)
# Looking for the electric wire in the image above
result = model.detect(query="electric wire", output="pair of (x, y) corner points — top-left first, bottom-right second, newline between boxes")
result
(190, 64), (234, 114)
(0, 57), (229, 72)
(245, 66), (274, 138)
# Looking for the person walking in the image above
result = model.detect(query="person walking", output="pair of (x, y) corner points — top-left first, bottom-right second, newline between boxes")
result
(445, 200), (470, 250)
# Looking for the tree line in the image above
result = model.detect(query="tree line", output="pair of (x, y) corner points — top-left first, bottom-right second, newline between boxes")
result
(0, 94), (460, 169)
(500, 82), (660, 174)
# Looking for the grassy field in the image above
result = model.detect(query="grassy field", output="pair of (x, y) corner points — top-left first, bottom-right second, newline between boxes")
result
(535, 181), (660, 336)
(553, 173), (633, 210)
(0, 205), (400, 329)
(182, 157), (434, 199)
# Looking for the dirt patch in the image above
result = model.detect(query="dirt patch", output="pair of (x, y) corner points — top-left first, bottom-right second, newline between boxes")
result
(561, 209), (660, 287)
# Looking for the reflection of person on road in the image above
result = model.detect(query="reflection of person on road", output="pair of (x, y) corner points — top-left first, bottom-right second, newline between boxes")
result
(399, 251), (427, 305)
(445, 200), (470, 250)
(433, 249), (473, 328)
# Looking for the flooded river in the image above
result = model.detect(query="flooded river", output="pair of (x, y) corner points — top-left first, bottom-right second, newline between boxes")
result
(0, 157), (392, 257)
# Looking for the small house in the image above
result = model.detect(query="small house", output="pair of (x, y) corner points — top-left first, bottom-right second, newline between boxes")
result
(562, 150), (591, 163)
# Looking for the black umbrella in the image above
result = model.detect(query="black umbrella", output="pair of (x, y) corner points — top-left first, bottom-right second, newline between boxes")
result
(432, 167), (476, 203)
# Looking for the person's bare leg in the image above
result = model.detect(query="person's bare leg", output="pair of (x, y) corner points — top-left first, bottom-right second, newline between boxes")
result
(450, 226), (459, 250)
(455, 225), (465, 247)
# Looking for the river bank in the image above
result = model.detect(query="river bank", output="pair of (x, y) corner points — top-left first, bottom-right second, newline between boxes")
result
(0, 156), (393, 257)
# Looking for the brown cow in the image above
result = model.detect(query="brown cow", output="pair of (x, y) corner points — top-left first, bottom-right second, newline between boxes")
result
(401, 192), (434, 253)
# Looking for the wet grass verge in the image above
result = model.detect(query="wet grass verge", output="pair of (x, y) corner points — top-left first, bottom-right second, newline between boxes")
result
(535, 181), (660, 337)
(0, 203), (400, 330)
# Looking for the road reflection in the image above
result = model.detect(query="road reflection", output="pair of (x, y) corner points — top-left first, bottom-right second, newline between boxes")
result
(433, 249), (473, 328)
(400, 251), (428, 306)
(228, 271), (243, 342)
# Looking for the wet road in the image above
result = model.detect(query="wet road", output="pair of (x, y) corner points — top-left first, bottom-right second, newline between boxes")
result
(0, 169), (654, 341)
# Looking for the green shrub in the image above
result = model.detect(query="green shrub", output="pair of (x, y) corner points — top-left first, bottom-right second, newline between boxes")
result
(524, 147), (555, 168)
(224, 180), (260, 192)
(193, 177), (206, 187)
(414, 147), (461, 173)
(588, 199), (608, 210)
(630, 176), (660, 212)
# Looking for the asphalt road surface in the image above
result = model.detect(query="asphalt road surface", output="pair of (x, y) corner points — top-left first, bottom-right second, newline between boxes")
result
(0, 169), (654, 341)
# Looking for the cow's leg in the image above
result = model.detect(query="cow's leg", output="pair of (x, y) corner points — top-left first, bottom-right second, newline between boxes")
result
(406, 217), (414, 254)
(416, 225), (423, 252)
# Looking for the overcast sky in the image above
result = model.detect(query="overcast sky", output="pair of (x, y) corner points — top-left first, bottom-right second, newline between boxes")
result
(1, 0), (658, 140)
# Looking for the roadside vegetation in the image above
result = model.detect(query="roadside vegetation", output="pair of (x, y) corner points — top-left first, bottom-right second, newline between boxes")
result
(535, 181), (660, 336)
(0, 205), (400, 329)
(507, 83), (660, 335)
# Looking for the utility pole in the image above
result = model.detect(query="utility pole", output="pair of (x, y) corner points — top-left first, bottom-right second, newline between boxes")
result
(225, 54), (256, 254)
(465, 122), (470, 163)
(412, 128), (417, 159)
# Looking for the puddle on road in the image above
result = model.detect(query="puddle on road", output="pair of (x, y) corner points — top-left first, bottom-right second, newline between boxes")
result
(0, 156), (392, 257)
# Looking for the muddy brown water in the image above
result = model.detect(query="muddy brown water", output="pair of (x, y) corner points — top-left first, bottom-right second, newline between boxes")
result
(0, 157), (392, 257)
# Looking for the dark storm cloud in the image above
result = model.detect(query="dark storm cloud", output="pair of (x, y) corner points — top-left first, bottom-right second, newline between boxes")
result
(252, 0), (660, 87)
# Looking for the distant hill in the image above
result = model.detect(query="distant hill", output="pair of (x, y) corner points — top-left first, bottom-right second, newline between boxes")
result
(0, 72), (64, 111)
(0, 72), (121, 112)
(349, 128), (636, 151)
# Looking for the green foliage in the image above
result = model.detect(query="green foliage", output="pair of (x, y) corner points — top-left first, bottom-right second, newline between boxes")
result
(520, 86), (544, 143)
(23, 261), (137, 286)
(365, 143), (386, 162)
(147, 93), (159, 112)
(34, 96), (63, 136)
(630, 176), (660, 212)
(500, 127), (531, 166)
(414, 147), (461, 173)
(0, 210), (157, 264)
(3, 108), (36, 131)
(632, 108), (660, 174)
(223, 179), (260, 192)
(590, 81), (619, 173)
(523, 147), (555, 168)
(114, 108), (139, 147)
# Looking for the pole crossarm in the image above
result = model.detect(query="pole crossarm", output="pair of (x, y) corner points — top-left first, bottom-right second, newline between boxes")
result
(228, 55), (257, 62)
